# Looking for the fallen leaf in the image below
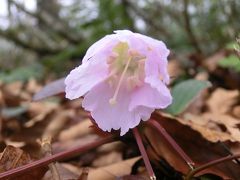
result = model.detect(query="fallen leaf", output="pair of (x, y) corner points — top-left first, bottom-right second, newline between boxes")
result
(206, 88), (239, 114)
(233, 106), (240, 118)
(25, 79), (42, 94)
(149, 112), (240, 179)
(58, 118), (93, 141)
(0, 145), (47, 180)
(87, 157), (141, 180)
(42, 163), (79, 180)
(92, 151), (122, 167)
(42, 109), (74, 139)
(184, 113), (240, 142)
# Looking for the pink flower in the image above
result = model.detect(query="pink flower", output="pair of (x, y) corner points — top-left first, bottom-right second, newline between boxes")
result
(65, 30), (172, 135)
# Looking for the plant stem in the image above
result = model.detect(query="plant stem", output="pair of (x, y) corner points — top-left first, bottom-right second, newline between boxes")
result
(148, 119), (195, 169)
(0, 135), (115, 179)
(133, 128), (156, 180)
(185, 154), (240, 180)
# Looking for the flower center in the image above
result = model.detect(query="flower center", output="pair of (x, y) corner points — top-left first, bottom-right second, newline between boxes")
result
(107, 42), (146, 105)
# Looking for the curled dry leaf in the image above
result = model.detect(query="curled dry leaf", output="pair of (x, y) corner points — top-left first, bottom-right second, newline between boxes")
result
(87, 157), (141, 180)
(42, 109), (75, 139)
(0, 145), (47, 180)
(206, 88), (239, 114)
(52, 135), (98, 154)
(92, 151), (122, 167)
(184, 113), (240, 142)
(24, 102), (58, 128)
(42, 163), (79, 180)
(233, 106), (240, 118)
(148, 113), (240, 179)
(25, 79), (42, 95)
(58, 118), (93, 141)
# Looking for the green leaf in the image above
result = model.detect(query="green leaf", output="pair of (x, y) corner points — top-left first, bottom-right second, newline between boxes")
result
(218, 55), (240, 72)
(165, 79), (211, 115)
(0, 64), (44, 83)
(226, 41), (239, 50)
(1, 105), (28, 118)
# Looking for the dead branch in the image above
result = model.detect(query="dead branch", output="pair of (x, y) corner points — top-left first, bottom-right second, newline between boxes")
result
(183, 0), (202, 54)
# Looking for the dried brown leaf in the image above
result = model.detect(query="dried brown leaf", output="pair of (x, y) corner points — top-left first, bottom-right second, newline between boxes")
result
(92, 151), (122, 167)
(42, 163), (79, 180)
(0, 145), (47, 180)
(58, 119), (93, 141)
(150, 112), (240, 179)
(233, 106), (240, 118)
(206, 88), (239, 114)
(42, 109), (74, 139)
(184, 113), (240, 142)
(87, 157), (140, 180)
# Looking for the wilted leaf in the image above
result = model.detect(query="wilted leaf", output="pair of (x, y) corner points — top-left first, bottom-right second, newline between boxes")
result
(165, 79), (211, 115)
(33, 77), (66, 101)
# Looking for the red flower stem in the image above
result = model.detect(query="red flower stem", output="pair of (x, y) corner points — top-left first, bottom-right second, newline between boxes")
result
(133, 128), (156, 180)
(148, 119), (195, 169)
(0, 135), (115, 179)
(185, 154), (240, 180)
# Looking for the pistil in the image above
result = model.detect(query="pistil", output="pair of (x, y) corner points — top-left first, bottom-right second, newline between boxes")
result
(109, 56), (132, 105)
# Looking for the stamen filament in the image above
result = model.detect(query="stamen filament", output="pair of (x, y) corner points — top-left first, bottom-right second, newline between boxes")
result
(109, 57), (132, 105)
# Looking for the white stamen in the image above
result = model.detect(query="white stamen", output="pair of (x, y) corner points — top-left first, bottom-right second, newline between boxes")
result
(109, 56), (132, 105)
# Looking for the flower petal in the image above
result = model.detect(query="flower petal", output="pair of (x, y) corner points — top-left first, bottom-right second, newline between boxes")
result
(129, 80), (172, 111)
(82, 82), (145, 135)
(65, 58), (108, 100)
(115, 30), (170, 84)
(82, 34), (119, 64)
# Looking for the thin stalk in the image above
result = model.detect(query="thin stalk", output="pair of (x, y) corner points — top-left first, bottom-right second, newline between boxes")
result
(148, 119), (195, 169)
(133, 128), (156, 180)
(185, 154), (240, 180)
(0, 135), (115, 179)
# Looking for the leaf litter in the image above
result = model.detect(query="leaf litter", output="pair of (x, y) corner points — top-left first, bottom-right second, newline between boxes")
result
(0, 48), (240, 179)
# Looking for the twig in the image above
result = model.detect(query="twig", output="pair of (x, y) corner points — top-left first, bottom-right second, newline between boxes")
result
(147, 119), (195, 170)
(124, 0), (171, 38)
(10, 0), (82, 44)
(132, 128), (156, 180)
(218, 141), (240, 165)
(0, 28), (58, 55)
(40, 137), (60, 180)
(0, 135), (115, 179)
(185, 154), (240, 180)
(182, 0), (202, 54)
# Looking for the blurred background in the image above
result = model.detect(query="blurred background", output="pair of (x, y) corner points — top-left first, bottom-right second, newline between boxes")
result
(0, 0), (239, 83)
